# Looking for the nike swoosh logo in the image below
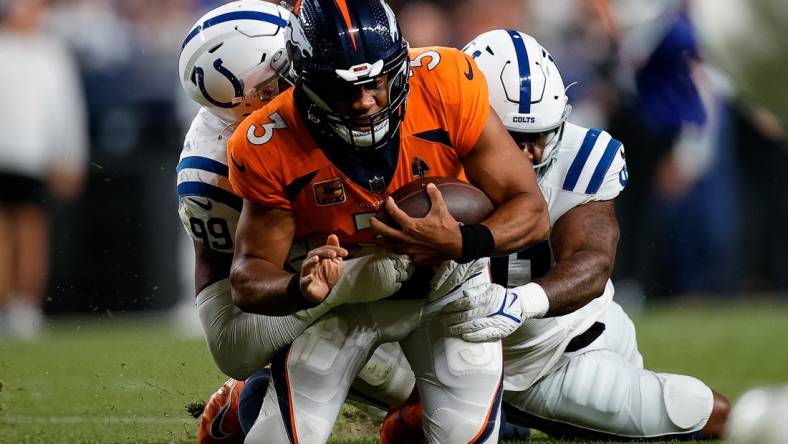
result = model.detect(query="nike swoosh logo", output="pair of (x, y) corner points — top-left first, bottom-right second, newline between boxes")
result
(507, 293), (519, 309)
(192, 198), (212, 211)
(210, 397), (233, 439)
(464, 58), (474, 80)
(231, 156), (246, 173)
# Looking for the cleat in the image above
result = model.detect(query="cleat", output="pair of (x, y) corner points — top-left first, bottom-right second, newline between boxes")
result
(198, 379), (245, 444)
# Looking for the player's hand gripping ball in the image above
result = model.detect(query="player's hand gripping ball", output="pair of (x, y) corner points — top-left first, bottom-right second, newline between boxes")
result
(375, 177), (494, 226)
(372, 177), (494, 265)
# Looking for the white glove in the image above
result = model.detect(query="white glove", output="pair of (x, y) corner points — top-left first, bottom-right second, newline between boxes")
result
(427, 258), (490, 302)
(322, 251), (414, 307)
(441, 282), (549, 342)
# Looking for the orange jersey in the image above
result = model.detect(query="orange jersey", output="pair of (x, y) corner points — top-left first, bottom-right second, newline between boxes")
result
(227, 47), (490, 247)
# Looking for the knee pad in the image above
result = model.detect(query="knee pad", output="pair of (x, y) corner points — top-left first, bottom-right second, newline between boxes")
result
(442, 338), (501, 381)
(418, 335), (503, 444)
(267, 317), (364, 444)
(559, 354), (633, 415)
(659, 373), (714, 431)
(425, 404), (501, 444)
(283, 312), (379, 432)
(355, 342), (415, 406)
(287, 315), (355, 399)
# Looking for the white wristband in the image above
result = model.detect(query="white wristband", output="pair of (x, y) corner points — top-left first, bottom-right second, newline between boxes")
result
(517, 282), (550, 319)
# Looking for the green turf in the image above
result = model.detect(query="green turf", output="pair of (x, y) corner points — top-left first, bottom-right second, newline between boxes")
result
(1, 301), (787, 443)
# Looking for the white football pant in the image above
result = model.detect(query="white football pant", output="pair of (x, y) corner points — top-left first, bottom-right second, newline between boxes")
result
(245, 272), (503, 444)
(503, 302), (714, 440)
(196, 278), (414, 409)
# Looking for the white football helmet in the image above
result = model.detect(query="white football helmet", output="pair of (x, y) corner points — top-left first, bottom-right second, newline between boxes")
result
(178, 1), (291, 123)
(464, 30), (571, 173)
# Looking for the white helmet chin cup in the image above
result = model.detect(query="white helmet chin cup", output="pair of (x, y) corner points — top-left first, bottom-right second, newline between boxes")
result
(331, 119), (391, 148)
(178, 1), (291, 123)
(464, 29), (571, 134)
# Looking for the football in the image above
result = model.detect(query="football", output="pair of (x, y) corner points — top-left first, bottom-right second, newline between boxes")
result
(377, 177), (494, 226)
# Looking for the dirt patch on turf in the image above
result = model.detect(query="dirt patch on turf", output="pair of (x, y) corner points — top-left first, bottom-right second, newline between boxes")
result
(330, 404), (382, 441)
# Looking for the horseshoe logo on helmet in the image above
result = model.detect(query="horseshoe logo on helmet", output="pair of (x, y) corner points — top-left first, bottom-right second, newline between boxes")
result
(193, 58), (244, 109)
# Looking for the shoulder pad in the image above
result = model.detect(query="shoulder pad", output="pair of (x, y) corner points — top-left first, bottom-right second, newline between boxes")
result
(556, 127), (626, 196)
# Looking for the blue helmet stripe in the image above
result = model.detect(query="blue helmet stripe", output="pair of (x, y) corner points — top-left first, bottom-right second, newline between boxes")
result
(562, 128), (602, 191)
(585, 138), (622, 194)
(176, 156), (229, 177)
(505, 30), (531, 114)
(182, 11), (287, 49)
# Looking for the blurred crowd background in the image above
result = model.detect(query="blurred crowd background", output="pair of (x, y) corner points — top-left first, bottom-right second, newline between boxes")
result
(1, 0), (786, 339)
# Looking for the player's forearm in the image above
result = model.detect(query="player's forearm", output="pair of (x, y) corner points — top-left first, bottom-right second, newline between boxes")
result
(229, 256), (305, 315)
(484, 192), (549, 255)
(193, 242), (233, 294)
(533, 250), (612, 317)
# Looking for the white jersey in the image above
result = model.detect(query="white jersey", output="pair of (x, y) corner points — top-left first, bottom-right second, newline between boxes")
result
(176, 108), (313, 267)
(499, 122), (628, 391)
(177, 108), (240, 254)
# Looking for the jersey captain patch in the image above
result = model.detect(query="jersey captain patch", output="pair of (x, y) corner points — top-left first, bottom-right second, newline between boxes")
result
(312, 177), (346, 206)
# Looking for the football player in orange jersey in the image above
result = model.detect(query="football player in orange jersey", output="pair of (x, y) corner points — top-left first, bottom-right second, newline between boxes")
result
(226, 0), (548, 442)
(178, 2), (420, 443)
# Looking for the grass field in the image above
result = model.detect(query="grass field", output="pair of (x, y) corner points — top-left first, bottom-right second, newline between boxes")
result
(1, 301), (787, 443)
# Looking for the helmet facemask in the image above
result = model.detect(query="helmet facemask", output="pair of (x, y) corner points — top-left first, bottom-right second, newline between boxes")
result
(225, 47), (291, 119)
(298, 49), (409, 150)
(509, 103), (571, 180)
(531, 123), (564, 180)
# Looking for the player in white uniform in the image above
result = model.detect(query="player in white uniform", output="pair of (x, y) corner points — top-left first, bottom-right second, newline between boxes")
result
(441, 30), (731, 440)
(382, 29), (731, 442)
(176, 3), (415, 442)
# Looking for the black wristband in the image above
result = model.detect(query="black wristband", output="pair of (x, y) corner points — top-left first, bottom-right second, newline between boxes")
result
(458, 223), (495, 263)
(287, 273), (319, 309)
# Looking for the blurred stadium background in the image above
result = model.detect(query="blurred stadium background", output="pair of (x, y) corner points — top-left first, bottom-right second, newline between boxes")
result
(1, 0), (786, 442)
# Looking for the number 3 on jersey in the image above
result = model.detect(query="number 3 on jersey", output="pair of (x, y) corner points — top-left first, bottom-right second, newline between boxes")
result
(409, 50), (441, 76)
(246, 112), (287, 145)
